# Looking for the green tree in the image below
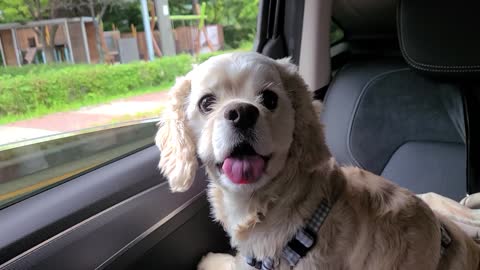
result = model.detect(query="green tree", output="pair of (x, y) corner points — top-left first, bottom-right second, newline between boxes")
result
(0, 0), (32, 23)
(102, 1), (143, 32)
(169, 1), (191, 17)
(205, 0), (258, 27)
(167, 0), (258, 49)
(205, 0), (258, 49)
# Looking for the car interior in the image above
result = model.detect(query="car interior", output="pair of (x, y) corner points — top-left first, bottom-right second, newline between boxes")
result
(0, 0), (479, 269)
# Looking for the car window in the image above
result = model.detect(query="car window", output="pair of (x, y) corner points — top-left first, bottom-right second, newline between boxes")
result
(330, 21), (344, 45)
(0, 0), (259, 209)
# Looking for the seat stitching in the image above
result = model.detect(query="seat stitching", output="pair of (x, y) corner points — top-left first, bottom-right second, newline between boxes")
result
(397, 1), (480, 72)
(347, 68), (410, 171)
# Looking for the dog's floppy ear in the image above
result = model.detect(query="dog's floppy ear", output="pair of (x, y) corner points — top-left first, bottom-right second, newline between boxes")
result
(155, 77), (198, 192)
(275, 57), (331, 171)
(275, 57), (298, 75)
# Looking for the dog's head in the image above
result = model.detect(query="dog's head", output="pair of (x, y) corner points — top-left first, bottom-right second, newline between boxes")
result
(156, 52), (327, 193)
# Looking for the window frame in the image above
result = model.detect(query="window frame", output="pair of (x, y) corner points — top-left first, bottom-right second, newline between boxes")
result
(0, 144), (171, 265)
(0, 120), (159, 210)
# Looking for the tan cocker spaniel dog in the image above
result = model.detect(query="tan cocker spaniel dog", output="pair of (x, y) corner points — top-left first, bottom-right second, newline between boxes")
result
(156, 52), (480, 270)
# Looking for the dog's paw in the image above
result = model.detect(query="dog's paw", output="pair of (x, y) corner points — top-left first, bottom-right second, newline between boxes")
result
(198, 252), (235, 270)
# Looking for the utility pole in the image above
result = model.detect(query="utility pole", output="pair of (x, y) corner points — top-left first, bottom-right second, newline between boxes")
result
(154, 0), (176, 56)
(140, 0), (155, 61)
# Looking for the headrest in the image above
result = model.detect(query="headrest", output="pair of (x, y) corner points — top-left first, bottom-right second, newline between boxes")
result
(397, 0), (480, 78)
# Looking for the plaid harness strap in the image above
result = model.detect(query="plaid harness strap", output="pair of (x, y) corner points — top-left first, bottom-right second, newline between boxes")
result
(245, 202), (453, 270)
(246, 200), (331, 270)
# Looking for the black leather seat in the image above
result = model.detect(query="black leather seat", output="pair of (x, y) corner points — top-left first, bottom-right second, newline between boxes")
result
(321, 0), (480, 200)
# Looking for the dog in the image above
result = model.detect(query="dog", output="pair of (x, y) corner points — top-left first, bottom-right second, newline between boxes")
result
(155, 52), (480, 270)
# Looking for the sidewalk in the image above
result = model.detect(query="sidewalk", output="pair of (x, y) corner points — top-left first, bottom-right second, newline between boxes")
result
(0, 91), (169, 146)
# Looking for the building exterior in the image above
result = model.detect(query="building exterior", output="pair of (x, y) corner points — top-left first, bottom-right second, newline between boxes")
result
(0, 17), (98, 66)
(0, 16), (225, 67)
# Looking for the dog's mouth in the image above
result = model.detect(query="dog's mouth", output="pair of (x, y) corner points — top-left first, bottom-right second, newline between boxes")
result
(216, 142), (270, 185)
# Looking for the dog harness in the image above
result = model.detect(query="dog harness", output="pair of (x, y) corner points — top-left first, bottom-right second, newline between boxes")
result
(245, 200), (332, 270)
(245, 201), (453, 270)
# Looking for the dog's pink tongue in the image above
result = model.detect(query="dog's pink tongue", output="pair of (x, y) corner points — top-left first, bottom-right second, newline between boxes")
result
(222, 156), (265, 184)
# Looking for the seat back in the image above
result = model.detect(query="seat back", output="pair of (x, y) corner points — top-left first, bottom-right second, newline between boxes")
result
(321, 59), (466, 200)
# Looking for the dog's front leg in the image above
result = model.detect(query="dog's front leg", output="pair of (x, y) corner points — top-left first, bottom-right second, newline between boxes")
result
(197, 252), (254, 270)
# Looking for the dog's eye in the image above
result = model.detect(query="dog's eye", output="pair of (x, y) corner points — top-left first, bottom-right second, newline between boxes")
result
(198, 94), (216, 113)
(260, 90), (278, 111)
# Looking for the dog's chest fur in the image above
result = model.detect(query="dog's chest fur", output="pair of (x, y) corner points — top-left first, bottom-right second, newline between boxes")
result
(206, 165), (359, 269)
(205, 165), (459, 270)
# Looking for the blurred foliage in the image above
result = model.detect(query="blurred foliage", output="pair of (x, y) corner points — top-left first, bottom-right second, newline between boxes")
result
(0, 44), (251, 122)
(103, 1), (144, 32)
(204, 0), (259, 49)
(103, 0), (259, 49)
(0, 0), (35, 23)
(0, 55), (193, 118)
(330, 22), (344, 44)
(0, 0), (258, 49)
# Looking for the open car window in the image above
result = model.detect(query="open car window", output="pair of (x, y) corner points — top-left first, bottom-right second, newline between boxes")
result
(330, 21), (344, 45)
(0, 0), (258, 210)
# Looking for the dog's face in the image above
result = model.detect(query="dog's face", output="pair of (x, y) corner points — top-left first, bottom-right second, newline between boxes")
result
(157, 52), (309, 193)
(187, 53), (295, 192)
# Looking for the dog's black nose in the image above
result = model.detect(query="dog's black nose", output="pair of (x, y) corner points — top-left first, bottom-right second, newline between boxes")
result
(224, 103), (259, 130)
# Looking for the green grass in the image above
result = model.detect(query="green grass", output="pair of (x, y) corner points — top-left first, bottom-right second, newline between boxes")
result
(107, 106), (165, 125)
(0, 83), (172, 125)
(0, 44), (253, 125)
(0, 63), (74, 77)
